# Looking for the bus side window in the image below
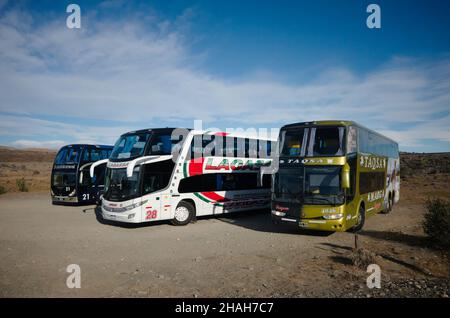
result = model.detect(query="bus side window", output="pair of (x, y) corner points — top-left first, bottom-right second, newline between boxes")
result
(347, 126), (357, 154)
(236, 137), (245, 158)
(91, 149), (101, 162)
(246, 138), (258, 158)
(224, 137), (236, 157)
(82, 148), (90, 162)
(203, 135), (215, 157)
(142, 160), (174, 194)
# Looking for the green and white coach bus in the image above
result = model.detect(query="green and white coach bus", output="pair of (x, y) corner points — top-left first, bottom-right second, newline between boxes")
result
(91, 128), (276, 225)
(271, 120), (400, 232)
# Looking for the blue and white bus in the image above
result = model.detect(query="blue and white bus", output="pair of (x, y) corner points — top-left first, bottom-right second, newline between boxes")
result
(51, 144), (113, 205)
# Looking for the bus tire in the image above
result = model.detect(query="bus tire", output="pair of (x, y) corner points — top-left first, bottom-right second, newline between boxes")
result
(172, 201), (195, 226)
(351, 204), (365, 232)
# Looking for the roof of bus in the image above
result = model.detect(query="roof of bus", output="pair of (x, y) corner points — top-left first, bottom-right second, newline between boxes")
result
(60, 144), (113, 149)
(121, 127), (190, 136)
(193, 130), (277, 141)
(282, 120), (356, 128)
(120, 128), (276, 141)
(281, 120), (398, 144)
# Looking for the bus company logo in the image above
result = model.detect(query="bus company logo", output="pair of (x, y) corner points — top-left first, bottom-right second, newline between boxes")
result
(107, 161), (129, 169)
(280, 158), (301, 164)
(222, 198), (269, 209)
(275, 205), (289, 212)
(204, 158), (271, 171)
(281, 158), (335, 165)
(367, 190), (384, 202)
(360, 155), (386, 170)
(55, 164), (76, 170)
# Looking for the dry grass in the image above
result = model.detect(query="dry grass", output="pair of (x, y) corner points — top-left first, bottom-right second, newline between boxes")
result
(0, 147), (56, 194)
(350, 248), (377, 269)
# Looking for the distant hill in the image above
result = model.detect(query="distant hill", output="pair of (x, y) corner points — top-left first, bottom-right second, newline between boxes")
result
(400, 152), (450, 177)
(0, 146), (57, 162)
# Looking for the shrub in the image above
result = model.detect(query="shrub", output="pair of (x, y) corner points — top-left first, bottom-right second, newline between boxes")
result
(423, 198), (450, 247)
(0, 185), (7, 195)
(351, 248), (377, 269)
(16, 178), (29, 192)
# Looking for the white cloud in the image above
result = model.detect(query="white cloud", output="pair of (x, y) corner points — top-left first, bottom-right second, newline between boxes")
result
(0, 114), (134, 147)
(11, 139), (66, 149)
(0, 6), (449, 151)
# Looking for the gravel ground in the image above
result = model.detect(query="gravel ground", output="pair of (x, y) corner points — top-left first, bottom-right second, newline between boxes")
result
(0, 192), (448, 297)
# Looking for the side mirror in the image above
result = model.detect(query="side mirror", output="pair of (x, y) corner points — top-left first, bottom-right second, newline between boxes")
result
(341, 163), (350, 189)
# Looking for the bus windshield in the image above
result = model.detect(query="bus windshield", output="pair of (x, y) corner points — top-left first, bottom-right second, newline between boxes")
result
(52, 172), (77, 186)
(304, 166), (344, 205)
(280, 126), (345, 157)
(110, 132), (174, 160)
(110, 133), (150, 160)
(273, 166), (344, 205)
(54, 146), (82, 164)
(103, 167), (140, 201)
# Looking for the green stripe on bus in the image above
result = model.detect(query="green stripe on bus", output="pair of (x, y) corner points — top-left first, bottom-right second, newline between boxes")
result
(194, 192), (211, 203)
(183, 162), (188, 178)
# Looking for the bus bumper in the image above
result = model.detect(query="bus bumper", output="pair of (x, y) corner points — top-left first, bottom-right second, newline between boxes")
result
(271, 211), (346, 232)
(52, 195), (78, 204)
(101, 208), (141, 223)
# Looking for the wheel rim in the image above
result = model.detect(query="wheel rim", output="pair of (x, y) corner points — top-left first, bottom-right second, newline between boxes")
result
(174, 206), (190, 222)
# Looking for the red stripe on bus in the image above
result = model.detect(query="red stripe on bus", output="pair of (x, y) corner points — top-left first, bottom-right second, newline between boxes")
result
(188, 157), (204, 176)
(215, 132), (229, 136)
(201, 191), (229, 202)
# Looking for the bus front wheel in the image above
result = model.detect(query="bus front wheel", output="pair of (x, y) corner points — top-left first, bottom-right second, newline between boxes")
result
(351, 205), (365, 232)
(171, 201), (195, 226)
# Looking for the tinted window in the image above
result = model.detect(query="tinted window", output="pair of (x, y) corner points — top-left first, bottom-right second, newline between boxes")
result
(359, 171), (385, 194)
(52, 172), (77, 186)
(178, 173), (269, 193)
(111, 133), (150, 160)
(147, 134), (173, 155)
(358, 128), (399, 158)
(309, 127), (344, 156)
(142, 160), (174, 194)
(55, 147), (82, 164)
(280, 128), (306, 157)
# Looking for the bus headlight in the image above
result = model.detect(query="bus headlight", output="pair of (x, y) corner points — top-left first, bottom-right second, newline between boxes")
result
(68, 189), (76, 197)
(323, 214), (343, 220)
(103, 200), (147, 213)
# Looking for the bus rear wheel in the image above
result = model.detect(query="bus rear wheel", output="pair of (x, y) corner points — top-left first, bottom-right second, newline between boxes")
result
(351, 205), (365, 232)
(172, 201), (195, 226)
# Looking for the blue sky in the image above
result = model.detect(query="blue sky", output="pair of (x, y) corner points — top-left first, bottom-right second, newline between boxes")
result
(0, 0), (449, 152)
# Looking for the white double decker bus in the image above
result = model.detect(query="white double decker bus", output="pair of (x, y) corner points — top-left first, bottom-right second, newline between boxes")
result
(91, 128), (275, 225)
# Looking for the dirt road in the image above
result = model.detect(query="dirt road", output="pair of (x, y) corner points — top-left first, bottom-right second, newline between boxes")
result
(0, 192), (448, 297)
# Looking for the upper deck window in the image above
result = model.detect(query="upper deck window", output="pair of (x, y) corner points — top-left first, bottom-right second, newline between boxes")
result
(110, 133), (150, 160)
(309, 127), (345, 156)
(280, 128), (306, 157)
(279, 126), (345, 157)
(110, 131), (177, 161)
(54, 146), (82, 164)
